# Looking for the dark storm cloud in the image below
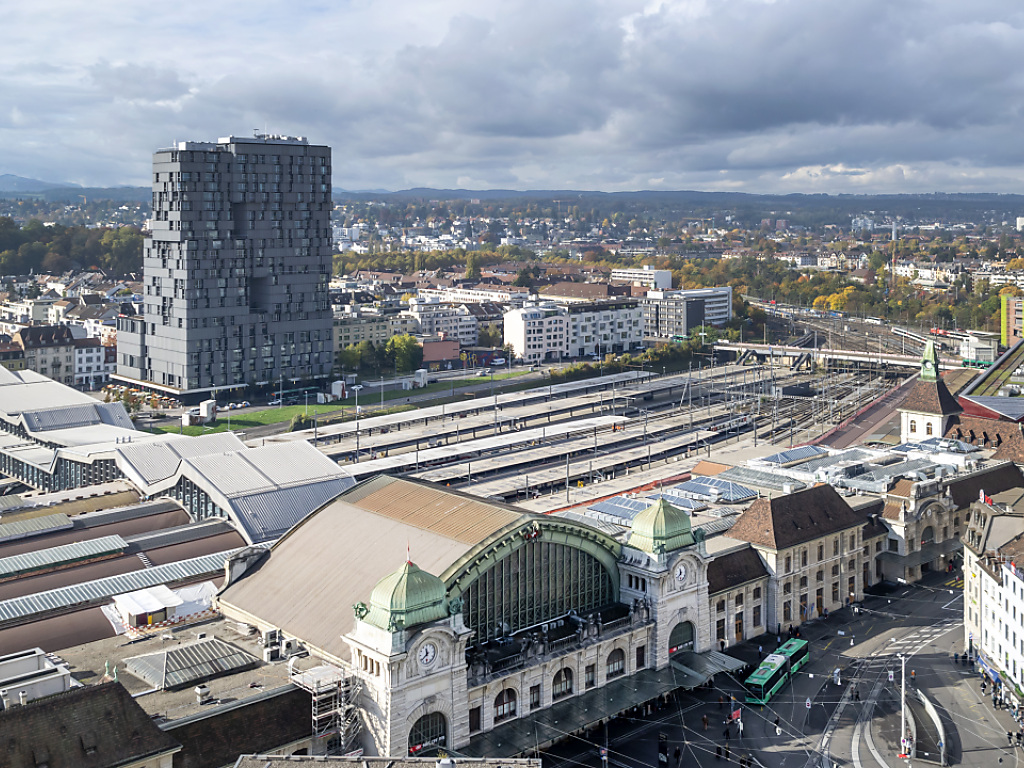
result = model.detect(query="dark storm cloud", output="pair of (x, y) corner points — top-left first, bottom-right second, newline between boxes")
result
(4, 0), (1024, 191)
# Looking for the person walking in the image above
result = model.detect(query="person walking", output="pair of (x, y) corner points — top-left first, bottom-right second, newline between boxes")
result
(719, 695), (724, 710)
(703, 714), (710, 731)
(854, 688), (861, 702)
(674, 746), (681, 764)
(1009, 732), (1014, 747)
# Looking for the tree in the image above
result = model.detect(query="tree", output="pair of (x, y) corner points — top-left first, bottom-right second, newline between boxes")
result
(512, 268), (533, 288)
(465, 252), (482, 280)
(478, 325), (503, 348)
(384, 334), (423, 373)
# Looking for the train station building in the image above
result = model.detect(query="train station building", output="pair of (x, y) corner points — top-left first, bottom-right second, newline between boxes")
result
(216, 477), (748, 757)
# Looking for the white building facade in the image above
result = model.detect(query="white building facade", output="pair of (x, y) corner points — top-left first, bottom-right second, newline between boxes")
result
(609, 266), (673, 291)
(403, 299), (478, 346)
(503, 305), (569, 363)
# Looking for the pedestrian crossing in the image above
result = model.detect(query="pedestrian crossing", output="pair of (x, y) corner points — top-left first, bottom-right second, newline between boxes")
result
(884, 619), (961, 654)
(944, 576), (964, 589)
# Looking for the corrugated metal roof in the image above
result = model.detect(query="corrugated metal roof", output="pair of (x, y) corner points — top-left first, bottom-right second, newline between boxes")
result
(341, 476), (523, 544)
(115, 433), (247, 485)
(184, 441), (360, 498)
(0, 535), (127, 579)
(0, 380), (96, 416)
(21, 402), (134, 434)
(124, 637), (258, 690)
(0, 513), (73, 543)
(0, 548), (240, 623)
(229, 477), (355, 543)
(0, 496), (22, 512)
(218, 495), (476, 661)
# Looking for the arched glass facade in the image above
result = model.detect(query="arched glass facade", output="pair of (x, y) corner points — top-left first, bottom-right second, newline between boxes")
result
(461, 539), (615, 642)
(409, 712), (447, 755)
(669, 622), (695, 655)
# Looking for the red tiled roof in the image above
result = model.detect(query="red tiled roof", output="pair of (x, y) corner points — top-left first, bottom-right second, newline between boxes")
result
(899, 378), (962, 417)
(728, 485), (867, 550)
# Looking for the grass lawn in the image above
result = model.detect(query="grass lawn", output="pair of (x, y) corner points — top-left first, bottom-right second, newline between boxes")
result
(142, 369), (531, 437)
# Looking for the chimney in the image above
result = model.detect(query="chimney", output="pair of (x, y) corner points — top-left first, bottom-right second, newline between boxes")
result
(18, 690), (27, 706)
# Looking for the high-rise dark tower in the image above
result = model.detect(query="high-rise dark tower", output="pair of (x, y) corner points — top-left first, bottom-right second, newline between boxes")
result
(115, 134), (333, 399)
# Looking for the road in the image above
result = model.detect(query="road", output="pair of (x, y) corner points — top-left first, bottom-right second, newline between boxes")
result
(540, 569), (1006, 768)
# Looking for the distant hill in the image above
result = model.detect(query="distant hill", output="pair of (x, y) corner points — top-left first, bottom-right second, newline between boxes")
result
(0, 174), (81, 193)
(0, 184), (150, 203)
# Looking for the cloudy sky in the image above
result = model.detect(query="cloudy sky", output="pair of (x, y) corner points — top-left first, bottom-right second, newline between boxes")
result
(4, 0), (1024, 193)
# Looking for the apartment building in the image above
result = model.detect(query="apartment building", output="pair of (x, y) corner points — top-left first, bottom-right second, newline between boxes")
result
(504, 300), (643, 362)
(73, 337), (115, 390)
(503, 304), (569, 363)
(642, 286), (733, 339)
(565, 299), (644, 357)
(963, 478), (1024, 691)
(12, 325), (76, 385)
(115, 134), (333, 398)
(0, 343), (25, 370)
(416, 284), (530, 305)
(609, 266), (673, 291)
(333, 310), (420, 350)
(403, 298), (478, 346)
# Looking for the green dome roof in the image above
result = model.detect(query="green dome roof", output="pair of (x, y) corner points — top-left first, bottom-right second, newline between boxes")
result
(362, 560), (448, 631)
(628, 498), (694, 554)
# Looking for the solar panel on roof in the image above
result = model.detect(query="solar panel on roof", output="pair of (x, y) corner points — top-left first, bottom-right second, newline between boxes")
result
(588, 496), (652, 521)
(793, 449), (871, 474)
(644, 493), (707, 512)
(760, 445), (829, 465)
(718, 466), (805, 492)
(672, 477), (757, 503)
(892, 438), (980, 454)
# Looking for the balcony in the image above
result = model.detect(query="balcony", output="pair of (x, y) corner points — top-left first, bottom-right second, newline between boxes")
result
(466, 601), (650, 688)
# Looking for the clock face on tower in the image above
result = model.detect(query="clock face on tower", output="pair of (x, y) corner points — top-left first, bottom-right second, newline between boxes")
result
(418, 642), (437, 667)
(675, 564), (687, 582)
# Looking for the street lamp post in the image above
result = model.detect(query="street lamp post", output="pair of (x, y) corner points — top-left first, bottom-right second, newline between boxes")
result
(352, 385), (363, 463)
(898, 653), (909, 759)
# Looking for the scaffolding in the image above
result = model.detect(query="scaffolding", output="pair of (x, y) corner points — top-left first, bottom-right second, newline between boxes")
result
(291, 664), (363, 755)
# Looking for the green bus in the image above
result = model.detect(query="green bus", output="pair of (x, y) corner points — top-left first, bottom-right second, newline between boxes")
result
(744, 639), (810, 705)
(776, 638), (810, 672)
